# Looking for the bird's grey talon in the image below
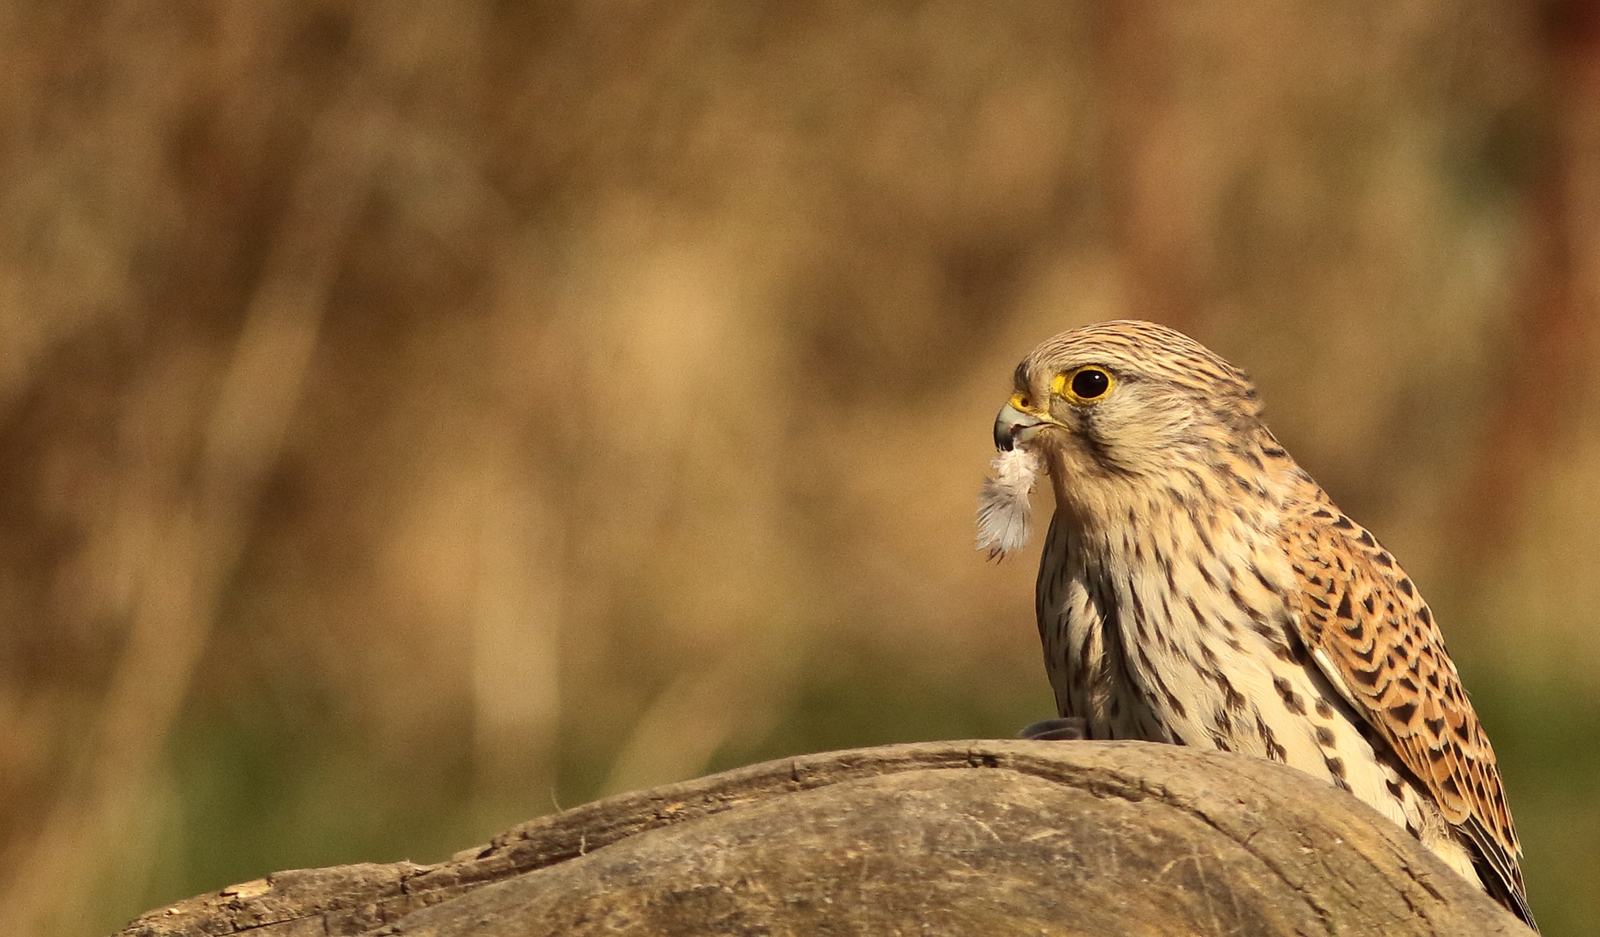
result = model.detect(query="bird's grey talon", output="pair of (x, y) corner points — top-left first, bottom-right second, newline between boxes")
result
(1021, 717), (1088, 741)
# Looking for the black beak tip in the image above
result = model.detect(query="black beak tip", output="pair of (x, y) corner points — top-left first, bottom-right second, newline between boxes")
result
(994, 424), (1015, 452)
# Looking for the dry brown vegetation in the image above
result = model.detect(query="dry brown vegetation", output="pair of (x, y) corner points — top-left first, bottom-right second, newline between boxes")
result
(0, 3), (1595, 935)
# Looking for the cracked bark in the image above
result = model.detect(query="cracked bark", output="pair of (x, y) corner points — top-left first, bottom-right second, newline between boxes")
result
(111, 740), (1529, 937)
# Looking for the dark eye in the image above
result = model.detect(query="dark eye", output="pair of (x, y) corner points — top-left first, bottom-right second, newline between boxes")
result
(1070, 367), (1111, 400)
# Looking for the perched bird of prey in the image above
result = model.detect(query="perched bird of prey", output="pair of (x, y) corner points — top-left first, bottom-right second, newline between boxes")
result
(978, 320), (1534, 929)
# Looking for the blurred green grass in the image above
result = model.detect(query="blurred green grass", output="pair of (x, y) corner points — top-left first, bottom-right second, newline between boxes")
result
(1468, 672), (1600, 937)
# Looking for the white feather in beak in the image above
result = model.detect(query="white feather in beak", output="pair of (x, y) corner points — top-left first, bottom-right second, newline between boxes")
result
(975, 445), (1044, 560)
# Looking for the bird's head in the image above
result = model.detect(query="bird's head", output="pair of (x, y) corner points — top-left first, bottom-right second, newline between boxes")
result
(994, 320), (1266, 505)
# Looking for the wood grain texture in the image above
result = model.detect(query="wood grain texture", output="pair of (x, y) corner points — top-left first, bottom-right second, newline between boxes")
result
(111, 740), (1529, 937)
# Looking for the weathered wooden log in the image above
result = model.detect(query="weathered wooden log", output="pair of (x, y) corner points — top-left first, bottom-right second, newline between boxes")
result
(113, 739), (1528, 936)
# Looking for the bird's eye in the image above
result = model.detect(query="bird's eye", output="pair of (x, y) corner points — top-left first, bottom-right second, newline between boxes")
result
(1057, 366), (1113, 404)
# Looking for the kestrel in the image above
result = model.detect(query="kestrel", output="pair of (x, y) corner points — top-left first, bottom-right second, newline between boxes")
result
(978, 320), (1534, 929)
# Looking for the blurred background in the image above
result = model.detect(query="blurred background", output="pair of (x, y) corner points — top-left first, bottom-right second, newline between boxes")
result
(0, 2), (1596, 934)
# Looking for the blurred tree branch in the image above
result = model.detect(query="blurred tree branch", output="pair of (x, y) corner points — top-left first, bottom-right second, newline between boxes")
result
(0, 88), (386, 936)
(1450, 1), (1600, 565)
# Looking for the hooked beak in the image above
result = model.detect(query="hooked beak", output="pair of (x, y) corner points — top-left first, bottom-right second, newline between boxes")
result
(994, 393), (1060, 451)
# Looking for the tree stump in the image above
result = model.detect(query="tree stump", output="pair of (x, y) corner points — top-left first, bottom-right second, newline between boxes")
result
(112, 739), (1528, 936)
